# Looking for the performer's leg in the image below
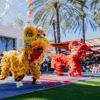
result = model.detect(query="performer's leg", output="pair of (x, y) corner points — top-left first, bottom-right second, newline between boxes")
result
(11, 71), (24, 81)
(29, 62), (41, 84)
(14, 75), (24, 81)
(68, 69), (75, 76)
(68, 67), (76, 77)
(76, 65), (81, 77)
(0, 65), (10, 80)
(55, 65), (64, 76)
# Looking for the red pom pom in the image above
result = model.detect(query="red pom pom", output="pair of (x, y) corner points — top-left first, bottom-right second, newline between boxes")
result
(43, 34), (46, 36)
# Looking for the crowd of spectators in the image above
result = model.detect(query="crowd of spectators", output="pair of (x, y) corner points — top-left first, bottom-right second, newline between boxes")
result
(82, 63), (100, 73)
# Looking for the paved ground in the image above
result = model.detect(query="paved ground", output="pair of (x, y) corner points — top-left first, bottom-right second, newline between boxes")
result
(0, 72), (100, 99)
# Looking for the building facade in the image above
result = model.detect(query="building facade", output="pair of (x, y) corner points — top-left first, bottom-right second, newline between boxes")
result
(0, 24), (24, 52)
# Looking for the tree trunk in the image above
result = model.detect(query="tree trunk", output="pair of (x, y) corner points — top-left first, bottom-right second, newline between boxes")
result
(56, 3), (61, 53)
(82, 16), (85, 42)
(53, 20), (57, 54)
(82, 15), (86, 63)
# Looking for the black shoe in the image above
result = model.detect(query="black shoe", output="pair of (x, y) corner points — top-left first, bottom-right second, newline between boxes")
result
(32, 78), (36, 84)
(15, 76), (24, 81)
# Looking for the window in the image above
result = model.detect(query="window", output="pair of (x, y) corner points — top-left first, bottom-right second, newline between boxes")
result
(0, 37), (16, 52)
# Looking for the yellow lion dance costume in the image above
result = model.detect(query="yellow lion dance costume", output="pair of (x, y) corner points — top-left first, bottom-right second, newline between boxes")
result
(0, 26), (50, 85)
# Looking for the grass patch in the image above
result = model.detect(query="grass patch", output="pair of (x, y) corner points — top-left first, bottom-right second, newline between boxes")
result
(5, 78), (100, 100)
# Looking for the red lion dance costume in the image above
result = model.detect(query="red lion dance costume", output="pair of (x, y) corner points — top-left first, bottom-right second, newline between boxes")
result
(51, 39), (91, 77)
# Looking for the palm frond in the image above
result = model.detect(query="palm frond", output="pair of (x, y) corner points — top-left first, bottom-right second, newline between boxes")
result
(29, 0), (48, 8)
(33, 7), (48, 24)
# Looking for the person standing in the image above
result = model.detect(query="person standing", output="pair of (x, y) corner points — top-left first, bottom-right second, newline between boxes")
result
(92, 64), (96, 73)
(98, 64), (100, 73)
(43, 60), (49, 72)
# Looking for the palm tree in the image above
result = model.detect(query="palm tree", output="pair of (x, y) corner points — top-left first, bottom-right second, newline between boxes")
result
(80, 0), (86, 42)
(63, 0), (97, 42)
(29, 0), (76, 53)
(52, 20), (57, 54)
(90, 0), (100, 26)
(53, 0), (61, 52)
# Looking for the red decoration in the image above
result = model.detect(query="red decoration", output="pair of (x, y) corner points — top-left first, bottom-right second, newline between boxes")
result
(43, 84), (56, 88)
(26, 21), (31, 24)
(26, 0), (32, 5)
(51, 39), (91, 77)
(28, 8), (32, 11)
(30, 46), (43, 61)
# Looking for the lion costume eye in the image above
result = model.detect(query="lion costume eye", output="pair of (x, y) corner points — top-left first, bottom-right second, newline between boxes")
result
(23, 26), (37, 40)
(26, 30), (33, 37)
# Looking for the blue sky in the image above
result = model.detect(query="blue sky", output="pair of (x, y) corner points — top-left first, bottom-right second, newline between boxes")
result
(61, 26), (100, 41)
(0, 0), (27, 25)
(0, 0), (100, 42)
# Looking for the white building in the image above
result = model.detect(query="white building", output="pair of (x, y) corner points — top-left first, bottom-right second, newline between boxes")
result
(0, 24), (24, 52)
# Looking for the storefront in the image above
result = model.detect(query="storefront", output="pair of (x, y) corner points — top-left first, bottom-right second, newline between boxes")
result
(0, 24), (24, 52)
